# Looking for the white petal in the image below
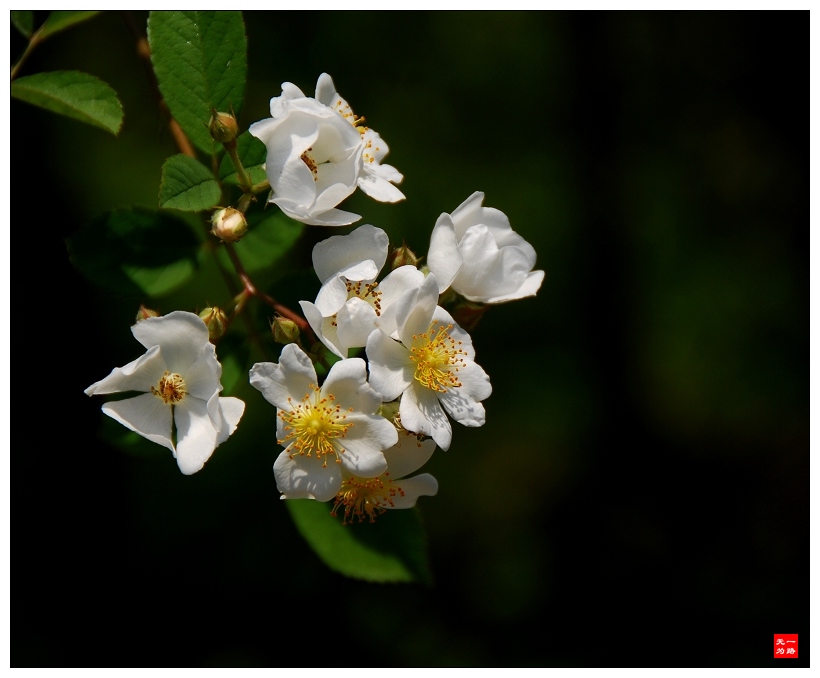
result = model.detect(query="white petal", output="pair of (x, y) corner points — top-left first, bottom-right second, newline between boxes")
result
(438, 367), (488, 428)
(131, 311), (209, 374)
(427, 213), (463, 293)
(357, 173), (406, 203)
(173, 397), (219, 475)
(449, 225), (527, 300)
(101, 393), (173, 453)
(215, 397), (245, 446)
(336, 414), (394, 478)
(249, 344), (317, 410)
(295, 206), (362, 227)
(321, 357), (381, 414)
(448, 191), (486, 240)
(365, 330), (413, 401)
(314, 73), (338, 107)
(312, 224), (389, 283)
(182, 343), (222, 401)
(299, 300), (346, 359)
(376, 266), (426, 337)
(480, 269), (545, 304)
(431, 305), (475, 360)
(85, 344), (165, 396)
(383, 435), (437, 479)
(314, 276), (350, 316)
(400, 382), (452, 451)
(336, 297), (378, 351)
(274, 449), (342, 502)
(398, 273), (439, 347)
(390, 473), (438, 509)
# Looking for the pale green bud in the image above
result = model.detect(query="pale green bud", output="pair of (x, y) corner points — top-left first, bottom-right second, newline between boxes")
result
(272, 315), (300, 345)
(211, 207), (248, 243)
(199, 306), (228, 340)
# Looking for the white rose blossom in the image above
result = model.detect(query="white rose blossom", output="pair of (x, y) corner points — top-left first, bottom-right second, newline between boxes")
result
(427, 191), (545, 303)
(331, 432), (438, 524)
(299, 224), (426, 358)
(249, 73), (404, 227)
(366, 273), (492, 451)
(249, 344), (398, 502)
(315, 73), (405, 203)
(84, 311), (245, 475)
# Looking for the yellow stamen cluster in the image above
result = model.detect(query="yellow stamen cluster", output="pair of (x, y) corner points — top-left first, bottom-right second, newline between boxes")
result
(345, 279), (382, 316)
(151, 371), (186, 404)
(362, 136), (381, 164)
(300, 148), (319, 181)
(278, 385), (353, 467)
(409, 321), (466, 393)
(333, 98), (367, 133)
(331, 473), (404, 524)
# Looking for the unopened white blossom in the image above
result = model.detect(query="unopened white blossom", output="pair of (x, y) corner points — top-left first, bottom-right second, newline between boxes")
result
(366, 273), (492, 450)
(427, 191), (544, 303)
(299, 224), (425, 358)
(249, 344), (398, 502)
(85, 311), (245, 475)
(332, 432), (438, 524)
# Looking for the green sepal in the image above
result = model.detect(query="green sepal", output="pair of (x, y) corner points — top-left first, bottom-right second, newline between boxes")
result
(147, 11), (247, 154)
(11, 70), (123, 135)
(159, 154), (222, 212)
(66, 208), (200, 298)
(286, 499), (433, 584)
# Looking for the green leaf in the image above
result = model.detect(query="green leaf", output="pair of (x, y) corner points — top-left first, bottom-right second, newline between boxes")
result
(148, 11), (247, 154)
(228, 210), (304, 274)
(11, 70), (123, 135)
(11, 10), (33, 38)
(218, 131), (267, 186)
(38, 10), (99, 40)
(66, 208), (200, 297)
(286, 500), (433, 584)
(159, 154), (221, 211)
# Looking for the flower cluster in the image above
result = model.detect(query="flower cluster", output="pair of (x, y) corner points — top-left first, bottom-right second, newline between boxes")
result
(85, 72), (543, 524)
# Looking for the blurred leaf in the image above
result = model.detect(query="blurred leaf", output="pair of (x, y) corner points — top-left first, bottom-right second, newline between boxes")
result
(66, 208), (200, 297)
(11, 70), (123, 135)
(148, 11), (247, 154)
(38, 11), (99, 40)
(215, 334), (250, 394)
(159, 154), (221, 211)
(11, 10), (33, 38)
(218, 131), (267, 186)
(229, 210), (304, 274)
(287, 500), (433, 584)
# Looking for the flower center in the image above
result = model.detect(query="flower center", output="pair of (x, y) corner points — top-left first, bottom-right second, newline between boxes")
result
(331, 473), (404, 524)
(151, 371), (186, 404)
(278, 385), (353, 467)
(300, 148), (319, 181)
(409, 321), (466, 393)
(345, 279), (382, 316)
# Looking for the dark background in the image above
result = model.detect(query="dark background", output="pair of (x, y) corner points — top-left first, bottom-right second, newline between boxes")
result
(13, 11), (808, 667)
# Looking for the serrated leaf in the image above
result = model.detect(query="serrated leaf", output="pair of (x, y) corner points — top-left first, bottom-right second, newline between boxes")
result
(66, 208), (200, 297)
(11, 10), (33, 38)
(218, 131), (267, 186)
(159, 154), (221, 211)
(148, 11), (247, 154)
(11, 70), (123, 135)
(38, 10), (99, 40)
(287, 500), (433, 584)
(228, 210), (304, 274)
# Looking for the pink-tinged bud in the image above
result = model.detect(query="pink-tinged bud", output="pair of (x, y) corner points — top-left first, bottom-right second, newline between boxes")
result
(390, 241), (420, 270)
(272, 315), (300, 345)
(199, 306), (228, 340)
(136, 305), (159, 322)
(209, 109), (239, 144)
(211, 207), (248, 243)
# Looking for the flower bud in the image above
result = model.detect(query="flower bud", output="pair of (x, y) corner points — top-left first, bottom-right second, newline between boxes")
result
(199, 306), (228, 340)
(390, 241), (420, 270)
(209, 109), (239, 144)
(135, 305), (159, 322)
(272, 315), (300, 345)
(211, 207), (248, 243)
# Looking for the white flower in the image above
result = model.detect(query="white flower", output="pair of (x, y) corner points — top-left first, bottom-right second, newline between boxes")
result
(315, 73), (405, 203)
(299, 224), (425, 358)
(427, 191), (545, 303)
(331, 432), (438, 524)
(366, 273), (492, 450)
(249, 80), (364, 226)
(84, 311), (245, 475)
(249, 344), (398, 502)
